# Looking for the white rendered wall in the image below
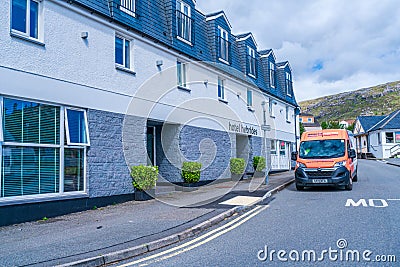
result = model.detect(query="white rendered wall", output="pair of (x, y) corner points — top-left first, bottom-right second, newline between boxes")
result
(0, 0), (297, 142)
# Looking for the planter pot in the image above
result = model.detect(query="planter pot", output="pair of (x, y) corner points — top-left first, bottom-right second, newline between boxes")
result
(253, 171), (265, 179)
(231, 173), (243, 181)
(134, 189), (155, 201)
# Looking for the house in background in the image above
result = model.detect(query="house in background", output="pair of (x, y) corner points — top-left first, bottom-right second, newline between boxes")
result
(354, 110), (400, 158)
(339, 119), (355, 129)
(299, 113), (322, 132)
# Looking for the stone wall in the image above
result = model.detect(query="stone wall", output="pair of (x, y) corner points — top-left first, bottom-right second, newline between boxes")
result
(86, 109), (146, 197)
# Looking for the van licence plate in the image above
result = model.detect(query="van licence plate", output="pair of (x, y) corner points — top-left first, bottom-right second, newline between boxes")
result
(312, 179), (328, 183)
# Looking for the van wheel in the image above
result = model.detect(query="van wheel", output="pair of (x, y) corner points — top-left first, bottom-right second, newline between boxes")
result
(353, 171), (358, 182)
(296, 184), (305, 191)
(345, 178), (353, 191)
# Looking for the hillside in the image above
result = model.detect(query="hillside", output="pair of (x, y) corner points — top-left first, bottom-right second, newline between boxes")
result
(299, 81), (400, 122)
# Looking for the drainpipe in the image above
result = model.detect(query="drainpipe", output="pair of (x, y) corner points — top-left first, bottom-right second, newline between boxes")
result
(294, 106), (301, 149)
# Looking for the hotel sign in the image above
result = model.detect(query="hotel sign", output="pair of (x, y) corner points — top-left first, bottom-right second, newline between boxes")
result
(229, 122), (258, 136)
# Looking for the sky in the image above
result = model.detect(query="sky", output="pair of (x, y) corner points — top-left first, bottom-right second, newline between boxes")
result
(196, 0), (400, 102)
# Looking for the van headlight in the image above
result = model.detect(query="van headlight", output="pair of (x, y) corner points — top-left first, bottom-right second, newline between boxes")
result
(334, 160), (347, 169)
(296, 162), (306, 168)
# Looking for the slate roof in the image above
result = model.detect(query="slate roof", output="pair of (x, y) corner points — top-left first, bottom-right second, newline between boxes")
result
(70, 0), (298, 106)
(369, 109), (400, 131)
(356, 115), (386, 133)
(299, 113), (314, 117)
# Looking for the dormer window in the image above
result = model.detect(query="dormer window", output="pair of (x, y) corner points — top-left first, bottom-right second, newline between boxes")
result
(119, 0), (135, 17)
(247, 46), (256, 77)
(269, 62), (276, 88)
(176, 1), (192, 44)
(285, 72), (293, 96)
(218, 27), (230, 64)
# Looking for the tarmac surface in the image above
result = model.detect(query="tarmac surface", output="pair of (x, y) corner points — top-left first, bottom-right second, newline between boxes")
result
(386, 157), (400, 167)
(0, 171), (294, 267)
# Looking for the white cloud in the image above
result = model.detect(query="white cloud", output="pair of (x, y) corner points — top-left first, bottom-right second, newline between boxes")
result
(196, 0), (400, 102)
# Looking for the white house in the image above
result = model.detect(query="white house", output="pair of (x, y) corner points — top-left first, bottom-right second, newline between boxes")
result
(354, 110), (400, 159)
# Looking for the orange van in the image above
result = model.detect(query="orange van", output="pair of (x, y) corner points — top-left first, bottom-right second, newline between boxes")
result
(291, 129), (358, 191)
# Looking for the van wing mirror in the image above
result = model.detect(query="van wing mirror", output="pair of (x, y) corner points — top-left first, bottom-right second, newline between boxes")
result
(291, 151), (298, 161)
(349, 149), (356, 159)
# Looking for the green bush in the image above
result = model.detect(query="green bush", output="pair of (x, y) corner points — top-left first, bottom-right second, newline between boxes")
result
(182, 161), (202, 183)
(230, 158), (246, 174)
(131, 165), (158, 191)
(253, 156), (266, 172)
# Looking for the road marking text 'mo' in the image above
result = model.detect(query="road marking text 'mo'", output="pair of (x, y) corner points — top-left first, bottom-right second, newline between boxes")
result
(345, 199), (388, 208)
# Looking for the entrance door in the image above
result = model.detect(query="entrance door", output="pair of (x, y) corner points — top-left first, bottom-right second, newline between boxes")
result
(146, 126), (156, 166)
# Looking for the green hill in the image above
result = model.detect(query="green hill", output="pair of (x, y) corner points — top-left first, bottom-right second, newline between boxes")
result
(299, 81), (400, 122)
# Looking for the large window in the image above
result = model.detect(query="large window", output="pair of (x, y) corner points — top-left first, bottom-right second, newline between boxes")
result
(115, 35), (131, 69)
(0, 98), (89, 199)
(218, 27), (229, 63)
(218, 78), (225, 100)
(176, 1), (192, 43)
(247, 46), (256, 77)
(11, 0), (41, 40)
(119, 0), (135, 17)
(177, 61), (187, 88)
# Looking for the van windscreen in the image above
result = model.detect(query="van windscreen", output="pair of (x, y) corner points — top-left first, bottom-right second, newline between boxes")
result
(299, 139), (345, 159)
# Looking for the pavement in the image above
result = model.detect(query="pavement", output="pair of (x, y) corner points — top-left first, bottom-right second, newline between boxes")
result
(386, 157), (400, 167)
(0, 171), (295, 267)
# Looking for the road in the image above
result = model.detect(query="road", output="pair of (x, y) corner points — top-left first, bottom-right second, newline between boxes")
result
(115, 159), (400, 266)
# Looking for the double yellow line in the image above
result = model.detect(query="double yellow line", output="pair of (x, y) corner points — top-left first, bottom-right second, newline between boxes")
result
(118, 205), (269, 267)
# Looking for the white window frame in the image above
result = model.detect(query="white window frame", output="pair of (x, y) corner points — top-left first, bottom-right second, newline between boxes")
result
(307, 118), (312, 122)
(177, 61), (188, 89)
(119, 0), (136, 17)
(176, 0), (192, 44)
(286, 106), (290, 122)
(269, 62), (275, 88)
(247, 89), (253, 107)
(10, 0), (44, 44)
(218, 26), (229, 64)
(218, 77), (226, 101)
(385, 132), (394, 143)
(269, 99), (275, 117)
(271, 140), (277, 154)
(286, 72), (292, 96)
(247, 46), (256, 77)
(0, 97), (89, 202)
(115, 34), (134, 72)
(65, 108), (90, 146)
(299, 117), (303, 123)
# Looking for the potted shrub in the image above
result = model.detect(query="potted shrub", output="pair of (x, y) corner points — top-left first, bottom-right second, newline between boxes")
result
(253, 156), (266, 178)
(131, 165), (158, 201)
(230, 158), (246, 181)
(181, 161), (201, 192)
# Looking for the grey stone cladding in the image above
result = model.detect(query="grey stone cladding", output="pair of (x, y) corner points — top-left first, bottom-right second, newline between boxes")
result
(157, 125), (233, 182)
(86, 109), (146, 197)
